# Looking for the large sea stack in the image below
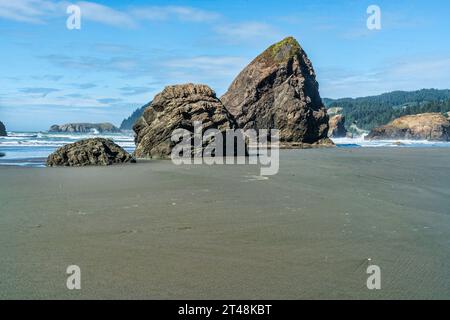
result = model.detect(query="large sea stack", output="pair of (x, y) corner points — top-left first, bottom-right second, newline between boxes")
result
(133, 83), (238, 159)
(46, 138), (135, 166)
(0, 121), (7, 136)
(366, 113), (450, 141)
(221, 36), (332, 147)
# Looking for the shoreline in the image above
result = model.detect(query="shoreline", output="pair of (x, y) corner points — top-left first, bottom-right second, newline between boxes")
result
(1, 148), (450, 299)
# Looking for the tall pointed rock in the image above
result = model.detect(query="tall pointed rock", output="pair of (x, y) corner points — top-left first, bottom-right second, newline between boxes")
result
(221, 37), (332, 146)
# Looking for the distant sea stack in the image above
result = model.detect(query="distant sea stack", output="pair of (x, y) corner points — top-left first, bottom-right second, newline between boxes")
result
(221, 36), (332, 147)
(0, 121), (6, 136)
(366, 113), (450, 141)
(49, 123), (121, 133)
(133, 83), (237, 159)
(46, 138), (135, 166)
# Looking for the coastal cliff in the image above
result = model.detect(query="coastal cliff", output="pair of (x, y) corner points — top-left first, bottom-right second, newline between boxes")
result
(366, 113), (450, 141)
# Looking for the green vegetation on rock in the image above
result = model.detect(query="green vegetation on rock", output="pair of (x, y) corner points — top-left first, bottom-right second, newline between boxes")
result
(259, 36), (302, 64)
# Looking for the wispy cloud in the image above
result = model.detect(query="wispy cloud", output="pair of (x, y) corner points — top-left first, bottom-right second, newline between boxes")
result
(214, 22), (280, 43)
(63, 93), (85, 98)
(76, 1), (136, 28)
(0, 0), (60, 24)
(31, 74), (64, 81)
(129, 5), (220, 23)
(72, 82), (97, 89)
(19, 87), (59, 97)
(319, 56), (450, 98)
(38, 54), (142, 74)
(97, 97), (122, 104)
(164, 56), (247, 78)
(119, 86), (150, 96)
(0, 0), (220, 28)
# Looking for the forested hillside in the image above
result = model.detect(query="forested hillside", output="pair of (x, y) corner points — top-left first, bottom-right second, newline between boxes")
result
(324, 89), (450, 130)
(120, 102), (151, 130)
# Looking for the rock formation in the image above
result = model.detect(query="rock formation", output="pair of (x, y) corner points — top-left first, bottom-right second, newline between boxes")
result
(220, 36), (332, 147)
(328, 114), (347, 138)
(133, 83), (238, 158)
(366, 113), (450, 141)
(46, 138), (135, 166)
(49, 123), (121, 133)
(0, 121), (6, 136)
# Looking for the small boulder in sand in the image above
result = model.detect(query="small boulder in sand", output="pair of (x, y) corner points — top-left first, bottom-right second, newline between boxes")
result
(46, 138), (135, 166)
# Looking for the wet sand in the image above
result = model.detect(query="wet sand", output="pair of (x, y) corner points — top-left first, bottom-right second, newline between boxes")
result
(1, 148), (450, 299)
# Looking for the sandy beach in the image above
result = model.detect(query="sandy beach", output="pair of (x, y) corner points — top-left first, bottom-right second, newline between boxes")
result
(1, 148), (450, 299)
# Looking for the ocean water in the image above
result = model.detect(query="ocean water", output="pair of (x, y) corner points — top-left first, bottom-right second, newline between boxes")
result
(1, 131), (450, 167)
(0, 131), (135, 167)
(333, 135), (450, 148)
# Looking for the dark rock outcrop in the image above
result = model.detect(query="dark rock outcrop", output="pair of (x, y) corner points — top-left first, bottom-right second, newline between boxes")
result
(328, 114), (347, 138)
(366, 113), (450, 141)
(133, 83), (237, 158)
(49, 123), (121, 133)
(46, 138), (135, 166)
(0, 121), (6, 136)
(220, 36), (332, 147)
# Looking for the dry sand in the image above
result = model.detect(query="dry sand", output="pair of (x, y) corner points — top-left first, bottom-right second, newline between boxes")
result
(1, 148), (450, 299)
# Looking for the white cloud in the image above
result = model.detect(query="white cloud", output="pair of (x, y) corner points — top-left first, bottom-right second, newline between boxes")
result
(214, 22), (281, 43)
(130, 5), (220, 23)
(165, 56), (246, 75)
(76, 1), (136, 28)
(0, 0), (59, 24)
(0, 0), (220, 27)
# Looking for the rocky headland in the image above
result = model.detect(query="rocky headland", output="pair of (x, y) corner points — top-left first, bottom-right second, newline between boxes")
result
(220, 36), (333, 148)
(133, 83), (237, 159)
(0, 121), (7, 136)
(49, 123), (121, 133)
(46, 138), (135, 166)
(366, 113), (450, 141)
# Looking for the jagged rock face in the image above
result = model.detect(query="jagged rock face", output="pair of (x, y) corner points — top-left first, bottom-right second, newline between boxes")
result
(49, 123), (121, 133)
(0, 121), (6, 136)
(366, 113), (450, 141)
(133, 83), (237, 158)
(221, 37), (332, 146)
(328, 114), (347, 138)
(46, 138), (135, 166)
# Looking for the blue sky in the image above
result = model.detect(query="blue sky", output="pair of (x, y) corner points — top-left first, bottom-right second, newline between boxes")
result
(1, 0), (450, 131)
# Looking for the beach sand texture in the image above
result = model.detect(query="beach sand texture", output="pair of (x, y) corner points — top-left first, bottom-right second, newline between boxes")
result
(1, 148), (449, 299)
